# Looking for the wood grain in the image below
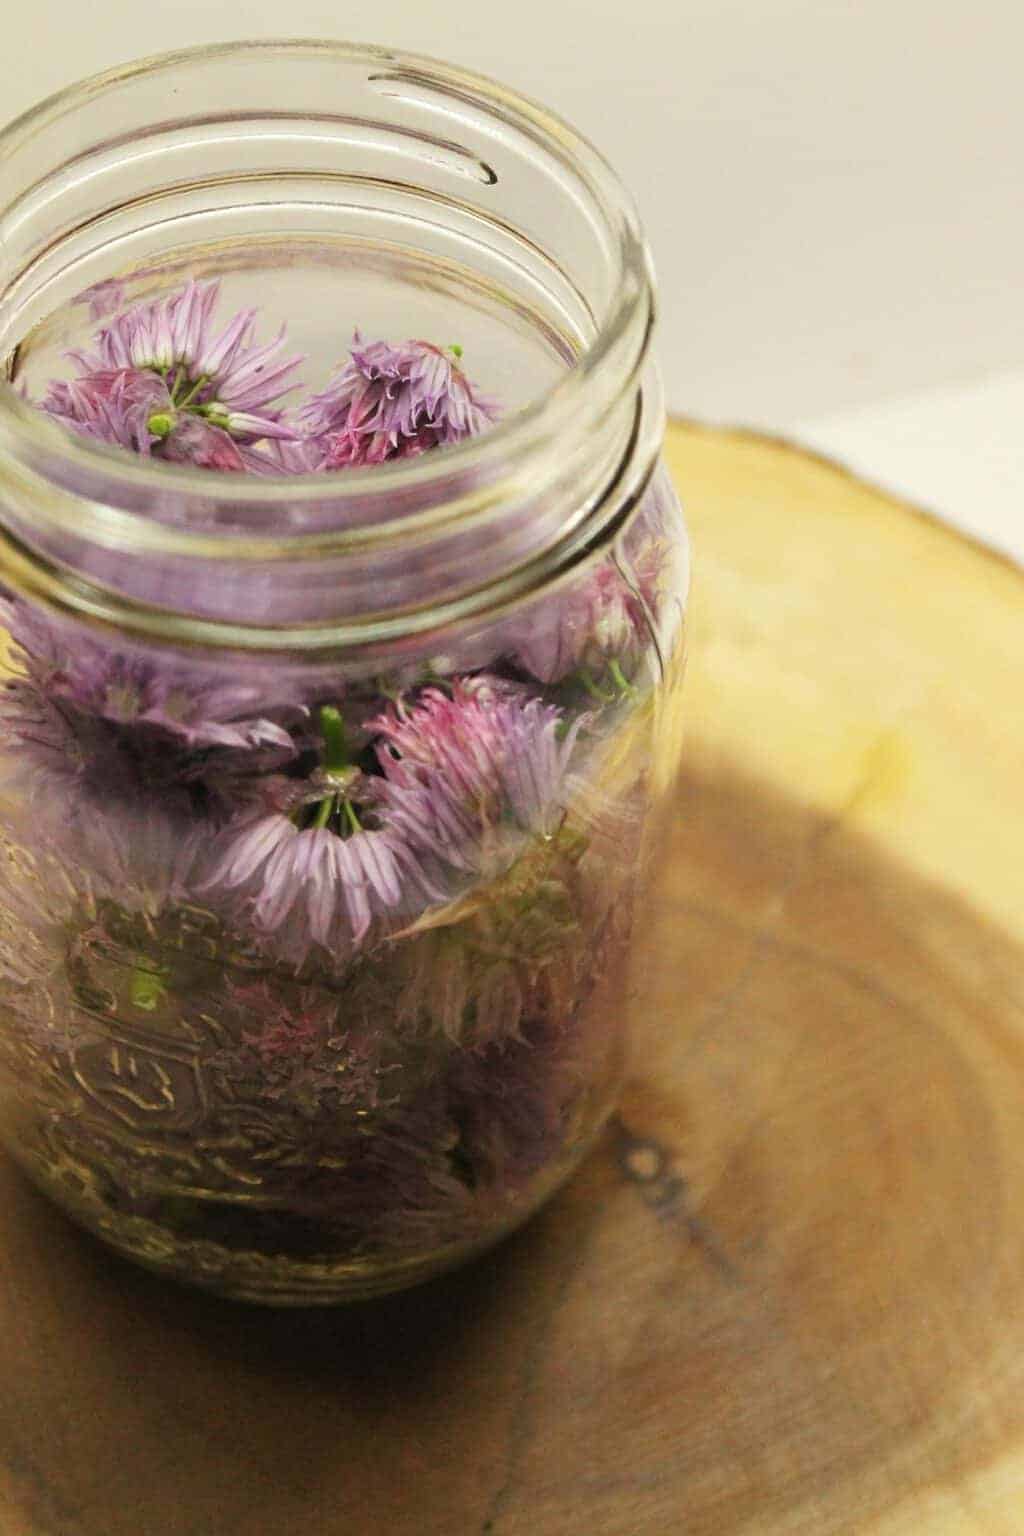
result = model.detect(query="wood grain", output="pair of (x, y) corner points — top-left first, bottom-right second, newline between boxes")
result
(1, 421), (1023, 1535)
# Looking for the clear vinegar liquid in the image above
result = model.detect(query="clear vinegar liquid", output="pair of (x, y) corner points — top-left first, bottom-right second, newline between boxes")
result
(8, 235), (575, 420)
(0, 233), (682, 1306)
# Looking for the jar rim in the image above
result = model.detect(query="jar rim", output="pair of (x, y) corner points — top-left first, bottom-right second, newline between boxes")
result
(0, 37), (655, 565)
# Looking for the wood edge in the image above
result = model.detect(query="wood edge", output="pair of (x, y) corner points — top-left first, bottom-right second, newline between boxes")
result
(667, 414), (1024, 587)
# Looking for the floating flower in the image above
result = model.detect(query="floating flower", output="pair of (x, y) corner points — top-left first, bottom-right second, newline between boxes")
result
(374, 677), (584, 872)
(39, 368), (168, 455)
(298, 335), (498, 468)
(508, 536), (667, 690)
(199, 682), (583, 971)
(198, 707), (446, 969)
(0, 598), (304, 806)
(76, 280), (303, 420)
(200, 801), (437, 967)
(201, 977), (397, 1121)
(39, 280), (303, 468)
(349, 1001), (595, 1250)
(390, 823), (589, 1047)
(41, 366), (290, 472)
(71, 786), (207, 914)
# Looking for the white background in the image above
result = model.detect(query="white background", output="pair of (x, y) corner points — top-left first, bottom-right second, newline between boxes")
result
(4, 1), (1022, 555)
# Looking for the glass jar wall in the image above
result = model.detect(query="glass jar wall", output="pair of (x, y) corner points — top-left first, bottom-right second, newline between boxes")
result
(0, 42), (689, 1303)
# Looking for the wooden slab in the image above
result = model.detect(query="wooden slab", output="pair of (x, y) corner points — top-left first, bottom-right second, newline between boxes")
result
(1, 421), (1023, 1535)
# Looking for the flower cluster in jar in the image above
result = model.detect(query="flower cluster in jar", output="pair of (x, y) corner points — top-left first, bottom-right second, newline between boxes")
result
(0, 280), (672, 1253)
(7, 280), (667, 971)
(41, 278), (497, 471)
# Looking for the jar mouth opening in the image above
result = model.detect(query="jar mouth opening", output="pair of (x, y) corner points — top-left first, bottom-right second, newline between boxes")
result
(0, 38), (654, 559)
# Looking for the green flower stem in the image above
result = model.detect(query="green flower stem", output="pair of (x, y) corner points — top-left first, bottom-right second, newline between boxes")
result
(311, 796), (335, 831)
(608, 659), (637, 697)
(374, 676), (404, 707)
(319, 706), (347, 772)
(343, 799), (363, 836)
(580, 668), (615, 704)
(175, 372), (209, 410)
(301, 708), (356, 834)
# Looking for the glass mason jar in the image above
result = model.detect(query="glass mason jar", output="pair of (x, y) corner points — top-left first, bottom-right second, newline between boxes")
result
(0, 42), (689, 1303)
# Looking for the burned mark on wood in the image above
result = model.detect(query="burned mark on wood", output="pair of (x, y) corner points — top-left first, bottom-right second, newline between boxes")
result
(610, 1114), (738, 1282)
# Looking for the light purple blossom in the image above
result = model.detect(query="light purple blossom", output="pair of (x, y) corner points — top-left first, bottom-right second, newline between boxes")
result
(153, 406), (254, 472)
(199, 790), (441, 970)
(40, 280), (303, 469)
(42, 368), (290, 473)
(40, 368), (169, 455)
(3, 600), (298, 750)
(298, 335), (498, 469)
(509, 538), (666, 687)
(198, 680), (582, 969)
(356, 1000), (596, 1248)
(0, 598), (304, 805)
(0, 764), (203, 951)
(76, 280), (302, 419)
(72, 785), (206, 915)
(374, 678), (584, 871)
(203, 977), (396, 1118)
(0, 693), (218, 914)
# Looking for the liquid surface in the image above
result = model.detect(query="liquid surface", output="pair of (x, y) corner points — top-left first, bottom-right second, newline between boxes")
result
(10, 237), (573, 420)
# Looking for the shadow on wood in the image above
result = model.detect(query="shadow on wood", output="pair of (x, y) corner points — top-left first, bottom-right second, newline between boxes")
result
(1, 422), (1022, 1534)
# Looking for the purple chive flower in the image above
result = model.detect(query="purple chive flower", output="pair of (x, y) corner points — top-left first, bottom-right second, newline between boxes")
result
(39, 280), (303, 470)
(377, 681), (591, 1046)
(0, 766), (202, 959)
(373, 677), (584, 872)
(356, 1001), (598, 1250)
(40, 368), (170, 455)
(0, 599), (304, 807)
(42, 369), (279, 473)
(440, 1007), (585, 1191)
(203, 977), (396, 1117)
(198, 705), (445, 969)
(200, 682), (581, 970)
(71, 785), (206, 915)
(0, 653), (210, 918)
(199, 794), (437, 970)
(508, 537), (667, 689)
(297, 334), (498, 469)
